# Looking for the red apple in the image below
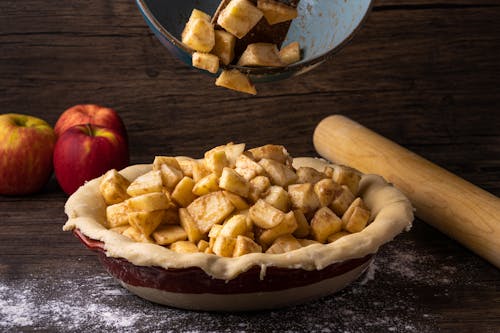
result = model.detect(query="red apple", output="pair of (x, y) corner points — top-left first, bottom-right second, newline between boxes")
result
(0, 114), (56, 195)
(53, 124), (129, 195)
(54, 104), (127, 140)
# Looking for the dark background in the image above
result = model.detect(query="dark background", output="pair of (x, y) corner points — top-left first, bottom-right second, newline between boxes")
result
(1, 1), (499, 332)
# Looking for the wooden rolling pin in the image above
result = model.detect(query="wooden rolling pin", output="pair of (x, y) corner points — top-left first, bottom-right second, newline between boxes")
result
(314, 115), (500, 268)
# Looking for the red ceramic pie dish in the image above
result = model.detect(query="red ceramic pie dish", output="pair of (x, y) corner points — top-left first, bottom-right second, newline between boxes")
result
(76, 228), (372, 292)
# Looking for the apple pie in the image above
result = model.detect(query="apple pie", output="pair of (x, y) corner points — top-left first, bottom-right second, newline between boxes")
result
(63, 143), (413, 310)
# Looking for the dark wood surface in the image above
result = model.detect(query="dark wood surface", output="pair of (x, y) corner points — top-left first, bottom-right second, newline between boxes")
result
(1, 0), (499, 332)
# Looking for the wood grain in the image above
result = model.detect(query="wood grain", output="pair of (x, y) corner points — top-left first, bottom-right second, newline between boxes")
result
(0, 0), (499, 332)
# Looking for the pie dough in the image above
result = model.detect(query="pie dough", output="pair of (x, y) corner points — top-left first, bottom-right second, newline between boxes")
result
(63, 157), (413, 281)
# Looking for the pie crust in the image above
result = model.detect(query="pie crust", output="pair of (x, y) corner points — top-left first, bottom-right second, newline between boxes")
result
(63, 157), (414, 281)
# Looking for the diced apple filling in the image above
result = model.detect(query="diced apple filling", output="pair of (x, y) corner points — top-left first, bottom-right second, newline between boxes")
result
(98, 143), (371, 257)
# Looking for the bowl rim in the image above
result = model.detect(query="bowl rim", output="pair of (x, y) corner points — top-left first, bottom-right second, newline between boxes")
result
(63, 157), (413, 281)
(135, 0), (375, 75)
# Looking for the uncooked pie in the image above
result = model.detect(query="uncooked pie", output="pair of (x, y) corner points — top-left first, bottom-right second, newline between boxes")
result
(64, 143), (413, 281)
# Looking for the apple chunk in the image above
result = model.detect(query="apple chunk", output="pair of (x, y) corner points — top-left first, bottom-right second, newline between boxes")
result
(249, 199), (285, 229)
(128, 210), (165, 237)
(257, 0), (298, 25)
(249, 144), (291, 164)
(99, 169), (130, 205)
(192, 52), (220, 74)
(126, 170), (163, 197)
(310, 207), (342, 243)
(192, 173), (220, 196)
(187, 191), (235, 233)
(127, 192), (170, 211)
(288, 183), (320, 215)
(219, 167), (250, 198)
(212, 30), (237, 65)
(266, 234), (302, 254)
(179, 208), (203, 243)
(152, 225), (188, 245)
(279, 41), (301, 65)
(171, 176), (197, 207)
(182, 9), (215, 52)
(170, 241), (199, 253)
(217, 0), (264, 39)
(106, 202), (130, 228)
(259, 158), (297, 187)
(237, 43), (283, 67)
(215, 69), (257, 95)
(233, 235), (262, 257)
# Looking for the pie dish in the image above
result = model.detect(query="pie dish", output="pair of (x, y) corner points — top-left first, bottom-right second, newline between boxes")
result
(63, 157), (413, 311)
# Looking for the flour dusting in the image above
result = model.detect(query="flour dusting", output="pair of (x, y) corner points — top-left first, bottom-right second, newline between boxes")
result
(0, 285), (35, 327)
(359, 261), (377, 285)
(356, 237), (462, 289)
(0, 274), (145, 331)
(1, 232), (469, 332)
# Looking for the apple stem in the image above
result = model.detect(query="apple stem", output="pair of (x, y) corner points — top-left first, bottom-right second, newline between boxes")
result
(13, 117), (27, 127)
(84, 123), (94, 137)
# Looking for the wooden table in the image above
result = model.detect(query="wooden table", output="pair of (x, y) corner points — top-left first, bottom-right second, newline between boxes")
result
(1, 0), (499, 332)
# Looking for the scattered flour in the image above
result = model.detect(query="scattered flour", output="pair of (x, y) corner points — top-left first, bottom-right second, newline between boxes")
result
(0, 285), (34, 327)
(359, 261), (377, 285)
(0, 235), (464, 332)
(357, 238), (459, 288)
(0, 274), (145, 332)
(375, 239), (459, 286)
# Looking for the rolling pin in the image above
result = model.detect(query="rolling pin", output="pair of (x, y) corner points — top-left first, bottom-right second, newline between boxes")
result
(314, 115), (500, 268)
